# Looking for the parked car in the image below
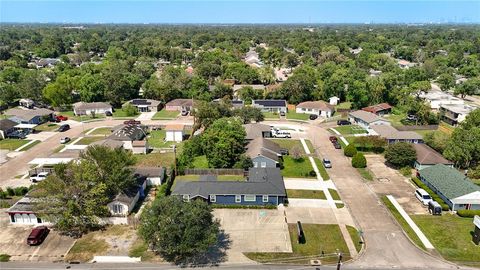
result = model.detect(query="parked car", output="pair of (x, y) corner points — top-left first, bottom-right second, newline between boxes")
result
(428, 200), (442, 215)
(280, 148), (289, 155)
(280, 111), (286, 117)
(322, 158), (332, 168)
(55, 115), (68, 122)
(329, 136), (338, 143)
(415, 188), (432, 206)
(406, 114), (418, 121)
(333, 141), (341, 149)
(30, 172), (49, 183)
(105, 111), (113, 116)
(309, 114), (318, 120)
(337, 120), (351, 126)
(8, 130), (26, 139)
(27, 226), (49, 246)
(60, 137), (70, 144)
(181, 110), (189, 116)
(57, 124), (70, 132)
(124, 120), (141, 125)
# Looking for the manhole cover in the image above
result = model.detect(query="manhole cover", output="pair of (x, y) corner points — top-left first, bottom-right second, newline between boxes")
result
(378, 177), (390, 182)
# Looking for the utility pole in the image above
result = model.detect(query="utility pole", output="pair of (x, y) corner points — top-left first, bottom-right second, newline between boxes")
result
(173, 144), (177, 176)
(336, 252), (343, 270)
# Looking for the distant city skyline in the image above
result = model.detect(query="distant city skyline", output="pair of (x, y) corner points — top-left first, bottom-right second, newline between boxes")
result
(1, 1), (479, 24)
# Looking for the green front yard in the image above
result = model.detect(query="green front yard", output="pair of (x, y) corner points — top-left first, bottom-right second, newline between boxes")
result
(245, 224), (351, 264)
(263, 112), (280, 119)
(0, 139), (31, 151)
(112, 108), (138, 119)
(88, 127), (112, 136)
(61, 111), (106, 122)
(287, 189), (326, 200)
(270, 139), (306, 154)
(152, 110), (179, 120)
(35, 123), (59, 132)
(411, 214), (480, 265)
(135, 152), (175, 168)
(286, 112), (309, 121)
(76, 136), (104, 145)
(147, 130), (175, 148)
(281, 156), (314, 178)
(314, 158), (331, 180)
(334, 125), (367, 135)
(384, 111), (406, 127)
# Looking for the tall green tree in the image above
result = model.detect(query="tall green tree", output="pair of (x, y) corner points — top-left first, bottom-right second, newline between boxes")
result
(385, 142), (417, 168)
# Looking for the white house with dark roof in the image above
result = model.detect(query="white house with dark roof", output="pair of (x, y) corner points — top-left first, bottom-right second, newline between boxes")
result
(348, 110), (390, 130)
(296, 101), (335, 117)
(124, 99), (161, 112)
(413, 144), (453, 170)
(370, 125), (423, 144)
(73, 102), (112, 116)
(252, 100), (287, 113)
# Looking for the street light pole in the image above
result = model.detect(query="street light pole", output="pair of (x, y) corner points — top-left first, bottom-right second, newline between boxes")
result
(173, 144), (177, 176)
(336, 252), (343, 270)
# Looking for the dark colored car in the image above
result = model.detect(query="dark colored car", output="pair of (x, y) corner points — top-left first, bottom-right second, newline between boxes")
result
(309, 114), (318, 120)
(337, 120), (351, 126)
(8, 130), (26, 139)
(333, 141), (342, 149)
(124, 120), (141, 125)
(329, 136), (338, 143)
(181, 110), (189, 116)
(57, 124), (70, 132)
(105, 111), (113, 116)
(280, 148), (289, 155)
(280, 111), (286, 117)
(27, 226), (49, 246)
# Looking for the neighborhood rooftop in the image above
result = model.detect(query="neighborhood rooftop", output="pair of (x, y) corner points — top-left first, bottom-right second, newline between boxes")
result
(296, 100), (334, 111)
(6, 108), (54, 121)
(371, 125), (423, 141)
(413, 144), (453, 166)
(349, 110), (385, 123)
(73, 102), (111, 110)
(252, 100), (287, 107)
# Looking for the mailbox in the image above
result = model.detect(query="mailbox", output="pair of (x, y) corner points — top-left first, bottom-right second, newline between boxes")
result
(473, 216), (480, 245)
(297, 221), (305, 244)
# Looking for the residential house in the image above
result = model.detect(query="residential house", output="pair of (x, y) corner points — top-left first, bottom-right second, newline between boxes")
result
(362, 103), (392, 116)
(6, 196), (46, 225)
(30, 58), (60, 69)
(6, 108), (54, 125)
(418, 164), (480, 211)
(165, 99), (194, 112)
(244, 123), (272, 140)
(231, 100), (245, 108)
(370, 125), (423, 144)
(172, 167), (286, 206)
(244, 49), (263, 68)
(397, 59), (415, 69)
(124, 99), (161, 112)
(348, 110), (390, 130)
(108, 178), (147, 217)
(296, 101), (335, 117)
(413, 144), (453, 170)
(73, 102), (112, 116)
(246, 138), (282, 168)
(369, 69), (382, 77)
(165, 124), (185, 142)
(349, 47), (363, 55)
(108, 125), (147, 151)
(133, 167), (166, 186)
(19, 98), (35, 109)
(252, 100), (287, 113)
(329, 96), (340, 106)
(91, 138), (124, 149)
(233, 84), (266, 97)
(440, 104), (478, 126)
(132, 140), (149, 155)
(419, 91), (464, 110)
(274, 67), (290, 82)
(0, 119), (17, 139)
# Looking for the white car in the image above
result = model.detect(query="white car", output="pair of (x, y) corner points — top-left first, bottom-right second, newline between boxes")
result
(415, 188), (433, 206)
(271, 128), (291, 138)
(60, 137), (70, 144)
(30, 172), (49, 183)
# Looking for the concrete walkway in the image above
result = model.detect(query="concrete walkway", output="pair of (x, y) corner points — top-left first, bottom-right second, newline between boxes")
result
(136, 111), (156, 121)
(339, 224), (359, 257)
(386, 195), (435, 249)
(14, 140), (38, 152)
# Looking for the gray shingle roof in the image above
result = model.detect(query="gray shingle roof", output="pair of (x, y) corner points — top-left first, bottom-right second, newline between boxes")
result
(0, 119), (17, 131)
(349, 110), (385, 123)
(74, 102), (111, 111)
(244, 123), (271, 140)
(245, 138), (281, 162)
(108, 125), (146, 141)
(253, 100), (287, 107)
(6, 108), (54, 121)
(413, 144), (453, 165)
(172, 168), (286, 198)
(371, 125), (423, 140)
(419, 164), (480, 200)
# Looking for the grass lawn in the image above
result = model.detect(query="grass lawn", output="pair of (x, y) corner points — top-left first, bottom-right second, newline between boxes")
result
(245, 224), (351, 264)
(411, 214), (480, 265)
(335, 102), (351, 110)
(61, 111), (106, 122)
(147, 130), (175, 148)
(263, 112), (280, 119)
(270, 139), (306, 154)
(381, 196), (426, 250)
(314, 158), (330, 180)
(336, 203), (345, 208)
(304, 139), (314, 154)
(135, 152), (175, 168)
(414, 129), (437, 138)
(76, 136), (104, 145)
(35, 123), (59, 132)
(281, 156), (314, 178)
(334, 125), (368, 135)
(385, 112), (406, 127)
(356, 167), (374, 181)
(287, 189), (326, 200)
(128, 237), (159, 262)
(20, 140), (41, 151)
(328, 189), (341, 201)
(0, 139), (31, 151)
(286, 112), (309, 121)
(112, 108), (138, 119)
(65, 232), (109, 262)
(88, 127), (112, 136)
(152, 110), (179, 120)
(191, 155), (209, 168)
(346, 225), (363, 253)
(439, 122), (455, 135)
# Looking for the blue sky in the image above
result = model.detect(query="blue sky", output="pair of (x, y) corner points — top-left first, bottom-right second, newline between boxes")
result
(1, 1), (479, 24)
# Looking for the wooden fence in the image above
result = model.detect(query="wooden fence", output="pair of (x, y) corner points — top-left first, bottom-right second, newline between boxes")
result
(395, 125), (438, 131)
(183, 168), (246, 176)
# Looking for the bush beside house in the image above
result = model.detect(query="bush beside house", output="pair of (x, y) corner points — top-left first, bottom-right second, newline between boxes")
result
(344, 144), (357, 157)
(352, 153), (367, 168)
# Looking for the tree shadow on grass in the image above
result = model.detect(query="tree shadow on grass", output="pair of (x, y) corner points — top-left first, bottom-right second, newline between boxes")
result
(177, 229), (231, 267)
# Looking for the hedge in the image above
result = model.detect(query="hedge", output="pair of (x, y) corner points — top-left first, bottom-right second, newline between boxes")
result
(456, 210), (480, 218)
(352, 153), (367, 168)
(411, 177), (449, 211)
(344, 144), (357, 157)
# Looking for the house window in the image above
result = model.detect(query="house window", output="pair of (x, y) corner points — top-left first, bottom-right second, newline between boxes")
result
(253, 162), (258, 168)
(112, 204), (123, 214)
(262, 195), (269, 202)
(235, 195), (241, 203)
(244, 195), (256, 202)
(210, 195), (216, 203)
(182, 195), (190, 202)
(261, 162), (267, 168)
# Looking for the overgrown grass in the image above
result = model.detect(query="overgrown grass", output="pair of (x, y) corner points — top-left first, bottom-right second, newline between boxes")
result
(152, 110), (179, 120)
(0, 253), (11, 262)
(128, 237), (157, 262)
(335, 102), (351, 110)
(328, 189), (341, 200)
(147, 130), (175, 148)
(191, 155), (209, 168)
(65, 233), (109, 262)
(245, 224), (351, 265)
(286, 112), (310, 121)
(0, 139), (31, 151)
(356, 167), (374, 181)
(346, 225), (363, 253)
(135, 152), (175, 168)
(270, 139), (306, 154)
(287, 189), (326, 200)
(412, 214), (480, 264)
(281, 156), (315, 178)
(381, 196), (426, 250)
(314, 158), (330, 180)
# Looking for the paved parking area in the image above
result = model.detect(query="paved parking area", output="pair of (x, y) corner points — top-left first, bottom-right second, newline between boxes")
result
(365, 154), (428, 215)
(0, 211), (76, 262)
(285, 207), (355, 226)
(213, 209), (292, 253)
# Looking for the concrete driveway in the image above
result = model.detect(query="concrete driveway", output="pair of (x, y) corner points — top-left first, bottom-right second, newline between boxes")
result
(0, 211), (76, 262)
(365, 154), (428, 215)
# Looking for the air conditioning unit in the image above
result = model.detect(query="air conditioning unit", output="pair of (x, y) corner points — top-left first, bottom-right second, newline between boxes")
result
(310, 259), (321, 266)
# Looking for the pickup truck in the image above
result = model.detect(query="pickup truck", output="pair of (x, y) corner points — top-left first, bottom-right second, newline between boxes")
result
(30, 172), (49, 183)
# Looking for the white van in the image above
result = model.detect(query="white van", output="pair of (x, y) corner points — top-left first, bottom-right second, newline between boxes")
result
(273, 130), (291, 138)
(415, 188), (432, 206)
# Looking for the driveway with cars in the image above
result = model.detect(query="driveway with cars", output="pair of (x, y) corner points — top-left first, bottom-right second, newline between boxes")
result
(0, 210), (76, 262)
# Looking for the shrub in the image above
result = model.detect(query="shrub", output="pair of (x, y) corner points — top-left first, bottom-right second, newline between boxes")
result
(352, 153), (367, 168)
(123, 103), (139, 117)
(457, 210), (480, 218)
(0, 200), (11, 208)
(309, 170), (316, 177)
(14, 187), (29, 196)
(399, 166), (412, 177)
(0, 254), (10, 262)
(6, 187), (14, 197)
(344, 144), (357, 157)
(411, 177), (449, 211)
(385, 142), (416, 168)
(0, 189), (6, 199)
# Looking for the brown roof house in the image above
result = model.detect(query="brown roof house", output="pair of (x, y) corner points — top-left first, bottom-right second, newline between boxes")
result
(165, 99), (194, 112)
(370, 125), (423, 144)
(296, 101), (335, 118)
(362, 103), (392, 116)
(413, 144), (453, 170)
